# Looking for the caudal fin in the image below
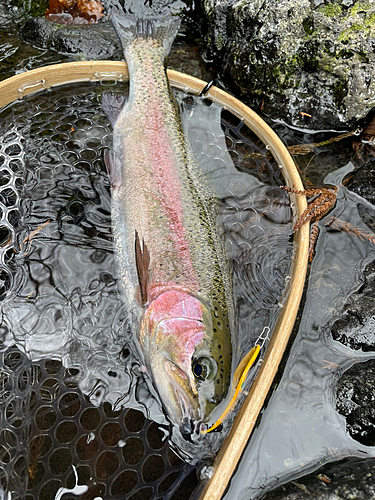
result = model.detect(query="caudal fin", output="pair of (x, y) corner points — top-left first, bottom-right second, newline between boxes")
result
(111, 7), (180, 56)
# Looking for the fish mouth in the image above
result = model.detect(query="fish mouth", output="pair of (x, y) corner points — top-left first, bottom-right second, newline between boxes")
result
(164, 358), (200, 430)
(179, 417), (195, 442)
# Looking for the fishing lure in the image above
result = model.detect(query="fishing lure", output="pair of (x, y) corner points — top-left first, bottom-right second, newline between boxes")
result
(202, 327), (270, 434)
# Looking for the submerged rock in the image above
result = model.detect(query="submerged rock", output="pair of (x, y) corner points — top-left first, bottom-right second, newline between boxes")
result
(264, 458), (375, 500)
(21, 17), (122, 60)
(330, 258), (375, 352)
(347, 157), (375, 206)
(200, 0), (375, 128)
(336, 358), (375, 446)
(328, 163), (375, 351)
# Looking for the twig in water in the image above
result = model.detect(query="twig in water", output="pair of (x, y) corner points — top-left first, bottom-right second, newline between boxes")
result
(280, 186), (338, 262)
(326, 217), (375, 245)
(23, 220), (51, 244)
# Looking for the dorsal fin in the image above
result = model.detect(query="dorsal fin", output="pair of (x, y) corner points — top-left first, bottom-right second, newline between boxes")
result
(135, 230), (150, 306)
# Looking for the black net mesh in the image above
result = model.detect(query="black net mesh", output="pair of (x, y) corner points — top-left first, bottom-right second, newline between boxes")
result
(0, 81), (293, 500)
(0, 348), (200, 500)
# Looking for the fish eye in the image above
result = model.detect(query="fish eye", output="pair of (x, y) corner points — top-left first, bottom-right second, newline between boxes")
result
(192, 357), (217, 381)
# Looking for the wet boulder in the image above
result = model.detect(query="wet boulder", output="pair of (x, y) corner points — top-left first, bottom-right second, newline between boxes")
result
(336, 358), (375, 446)
(330, 258), (375, 352)
(21, 17), (122, 60)
(200, 0), (375, 128)
(328, 162), (375, 352)
(347, 157), (375, 206)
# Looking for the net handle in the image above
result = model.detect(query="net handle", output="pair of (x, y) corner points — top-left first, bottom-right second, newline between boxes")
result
(0, 60), (309, 500)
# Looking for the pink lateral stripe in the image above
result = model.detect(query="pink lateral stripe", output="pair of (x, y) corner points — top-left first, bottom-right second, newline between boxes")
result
(144, 84), (199, 288)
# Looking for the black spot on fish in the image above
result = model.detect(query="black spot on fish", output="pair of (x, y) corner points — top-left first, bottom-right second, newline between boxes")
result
(218, 345), (221, 350)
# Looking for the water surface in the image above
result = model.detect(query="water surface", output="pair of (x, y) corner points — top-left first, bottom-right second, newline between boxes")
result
(0, 80), (294, 499)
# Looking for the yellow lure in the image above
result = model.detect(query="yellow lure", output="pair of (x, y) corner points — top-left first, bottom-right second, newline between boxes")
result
(201, 344), (261, 434)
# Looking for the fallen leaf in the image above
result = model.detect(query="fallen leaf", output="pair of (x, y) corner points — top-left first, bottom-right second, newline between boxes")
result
(46, 0), (104, 24)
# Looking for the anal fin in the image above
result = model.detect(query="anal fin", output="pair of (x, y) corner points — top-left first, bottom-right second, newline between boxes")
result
(135, 230), (150, 306)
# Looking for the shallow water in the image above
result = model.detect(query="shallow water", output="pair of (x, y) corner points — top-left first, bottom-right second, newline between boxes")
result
(0, 16), (71, 82)
(0, 80), (294, 498)
(224, 164), (375, 499)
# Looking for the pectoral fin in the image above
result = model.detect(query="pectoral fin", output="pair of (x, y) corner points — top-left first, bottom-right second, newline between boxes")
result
(104, 149), (122, 189)
(135, 230), (150, 306)
(102, 91), (127, 127)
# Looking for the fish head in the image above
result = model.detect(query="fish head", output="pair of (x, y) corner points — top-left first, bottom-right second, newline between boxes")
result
(140, 289), (231, 437)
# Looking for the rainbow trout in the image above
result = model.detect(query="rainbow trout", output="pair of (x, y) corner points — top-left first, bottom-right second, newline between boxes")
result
(104, 9), (233, 437)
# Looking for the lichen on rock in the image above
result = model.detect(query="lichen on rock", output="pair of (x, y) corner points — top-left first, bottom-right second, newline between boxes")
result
(201, 0), (375, 127)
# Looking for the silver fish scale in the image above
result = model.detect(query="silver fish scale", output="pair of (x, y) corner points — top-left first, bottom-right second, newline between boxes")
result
(0, 81), (293, 499)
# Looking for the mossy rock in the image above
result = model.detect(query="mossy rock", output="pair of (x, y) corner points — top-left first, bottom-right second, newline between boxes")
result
(201, 0), (375, 127)
(10, 0), (49, 18)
